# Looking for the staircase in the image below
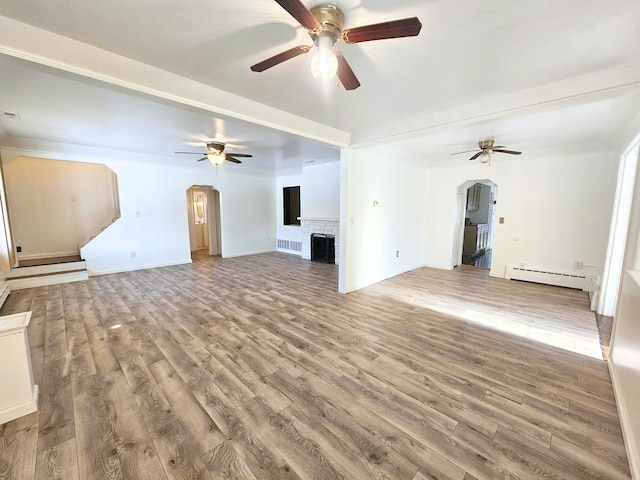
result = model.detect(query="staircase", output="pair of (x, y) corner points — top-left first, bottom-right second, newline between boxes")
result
(7, 259), (88, 290)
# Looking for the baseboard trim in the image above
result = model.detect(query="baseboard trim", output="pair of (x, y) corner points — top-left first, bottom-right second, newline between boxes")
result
(0, 385), (38, 425)
(276, 248), (302, 256)
(608, 360), (639, 479)
(424, 263), (455, 271)
(88, 259), (192, 276)
(223, 248), (277, 258)
(345, 263), (424, 293)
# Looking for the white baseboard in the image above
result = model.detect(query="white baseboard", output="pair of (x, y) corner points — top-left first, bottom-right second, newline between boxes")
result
(88, 259), (192, 276)
(345, 263), (424, 293)
(0, 385), (38, 425)
(223, 248), (277, 258)
(424, 263), (455, 271)
(608, 361), (639, 479)
(276, 248), (302, 256)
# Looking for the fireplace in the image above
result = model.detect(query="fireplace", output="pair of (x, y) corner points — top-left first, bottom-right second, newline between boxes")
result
(299, 217), (339, 265)
(311, 234), (335, 263)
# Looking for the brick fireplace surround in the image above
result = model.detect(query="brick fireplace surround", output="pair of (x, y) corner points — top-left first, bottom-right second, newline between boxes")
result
(299, 217), (339, 265)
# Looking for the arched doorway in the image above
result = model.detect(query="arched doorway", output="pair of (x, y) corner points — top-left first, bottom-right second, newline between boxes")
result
(187, 185), (222, 257)
(454, 179), (498, 270)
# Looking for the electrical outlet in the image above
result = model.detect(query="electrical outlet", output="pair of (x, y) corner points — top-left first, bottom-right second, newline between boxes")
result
(131, 251), (136, 258)
(396, 250), (399, 258)
(575, 261), (583, 269)
(16, 246), (22, 252)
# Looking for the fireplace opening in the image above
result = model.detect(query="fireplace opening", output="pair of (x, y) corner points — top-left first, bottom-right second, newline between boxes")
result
(311, 234), (335, 264)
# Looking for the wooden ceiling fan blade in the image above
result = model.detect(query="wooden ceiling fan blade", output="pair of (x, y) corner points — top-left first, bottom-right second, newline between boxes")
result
(250, 45), (311, 72)
(469, 152), (483, 161)
(342, 17), (422, 44)
(225, 156), (242, 164)
(336, 52), (360, 90)
(226, 153), (253, 158)
(175, 151), (206, 154)
(492, 149), (522, 155)
(196, 157), (208, 162)
(274, 0), (320, 30)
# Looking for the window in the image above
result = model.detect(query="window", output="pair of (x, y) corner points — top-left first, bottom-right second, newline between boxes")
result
(283, 186), (300, 225)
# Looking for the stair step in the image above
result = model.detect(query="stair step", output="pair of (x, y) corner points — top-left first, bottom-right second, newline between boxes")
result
(7, 261), (87, 279)
(8, 271), (88, 290)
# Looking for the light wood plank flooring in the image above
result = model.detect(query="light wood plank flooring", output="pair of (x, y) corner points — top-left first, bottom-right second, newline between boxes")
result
(0, 252), (630, 479)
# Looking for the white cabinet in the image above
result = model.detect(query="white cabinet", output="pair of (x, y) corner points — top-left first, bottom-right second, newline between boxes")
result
(0, 311), (38, 425)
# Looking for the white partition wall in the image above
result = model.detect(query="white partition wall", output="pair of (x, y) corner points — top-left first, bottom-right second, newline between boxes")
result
(0, 311), (38, 425)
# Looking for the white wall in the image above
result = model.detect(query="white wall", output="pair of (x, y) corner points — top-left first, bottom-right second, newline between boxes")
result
(4, 157), (118, 260)
(609, 135), (640, 478)
(301, 162), (340, 218)
(276, 172), (304, 253)
(424, 151), (618, 277)
(276, 162), (340, 254)
(340, 149), (428, 293)
(72, 159), (276, 275)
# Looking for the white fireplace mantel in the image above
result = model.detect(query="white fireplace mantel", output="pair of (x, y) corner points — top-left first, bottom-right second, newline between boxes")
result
(298, 217), (339, 222)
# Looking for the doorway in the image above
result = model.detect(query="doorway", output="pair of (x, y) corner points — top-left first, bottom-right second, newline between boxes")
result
(456, 180), (497, 270)
(187, 185), (222, 257)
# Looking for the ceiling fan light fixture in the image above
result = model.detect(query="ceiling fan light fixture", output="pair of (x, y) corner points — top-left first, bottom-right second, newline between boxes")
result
(310, 34), (338, 80)
(206, 153), (225, 165)
(479, 152), (491, 164)
(206, 142), (224, 155)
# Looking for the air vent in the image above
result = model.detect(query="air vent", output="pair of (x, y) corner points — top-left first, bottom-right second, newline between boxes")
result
(277, 239), (302, 252)
(3, 112), (20, 120)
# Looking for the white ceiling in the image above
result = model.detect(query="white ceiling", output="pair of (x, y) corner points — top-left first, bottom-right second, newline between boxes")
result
(1, 0), (640, 172)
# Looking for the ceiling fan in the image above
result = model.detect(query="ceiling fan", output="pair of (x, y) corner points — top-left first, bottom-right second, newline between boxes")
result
(250, 1), (422, 90)
(175, 142), (252, 165)
(451, 139), (522, 163)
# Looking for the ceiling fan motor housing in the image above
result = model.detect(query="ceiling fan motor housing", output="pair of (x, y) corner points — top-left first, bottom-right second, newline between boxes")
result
(309, 4), (345, 41)
(206, 142), (225, 154)
(479, 139), (494, 150)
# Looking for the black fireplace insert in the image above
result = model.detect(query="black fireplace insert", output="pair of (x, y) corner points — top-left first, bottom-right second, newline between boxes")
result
(311, 233), (335, 264)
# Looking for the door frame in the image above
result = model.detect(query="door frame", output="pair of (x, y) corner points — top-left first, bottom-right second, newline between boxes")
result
(453, 179), (498, 272)
(186, 185), (223, 257)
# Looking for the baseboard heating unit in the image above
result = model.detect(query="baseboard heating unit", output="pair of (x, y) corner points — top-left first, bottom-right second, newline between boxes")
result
(504, 265), (597, 291)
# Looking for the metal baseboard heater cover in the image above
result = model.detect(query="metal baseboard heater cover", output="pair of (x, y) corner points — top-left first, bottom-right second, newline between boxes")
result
(505, 265), (594, 291)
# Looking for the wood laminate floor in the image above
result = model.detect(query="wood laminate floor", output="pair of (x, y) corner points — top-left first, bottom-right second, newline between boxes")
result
(0, 252), (630, 479)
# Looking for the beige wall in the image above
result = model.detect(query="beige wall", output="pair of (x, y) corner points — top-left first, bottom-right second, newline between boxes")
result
(4, 157), (119, 260)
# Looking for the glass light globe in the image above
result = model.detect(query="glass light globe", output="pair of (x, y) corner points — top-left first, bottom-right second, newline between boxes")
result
(207, 153), (224, 165)
(480, 152), (491, 164)
(310, 35), (338, 81)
